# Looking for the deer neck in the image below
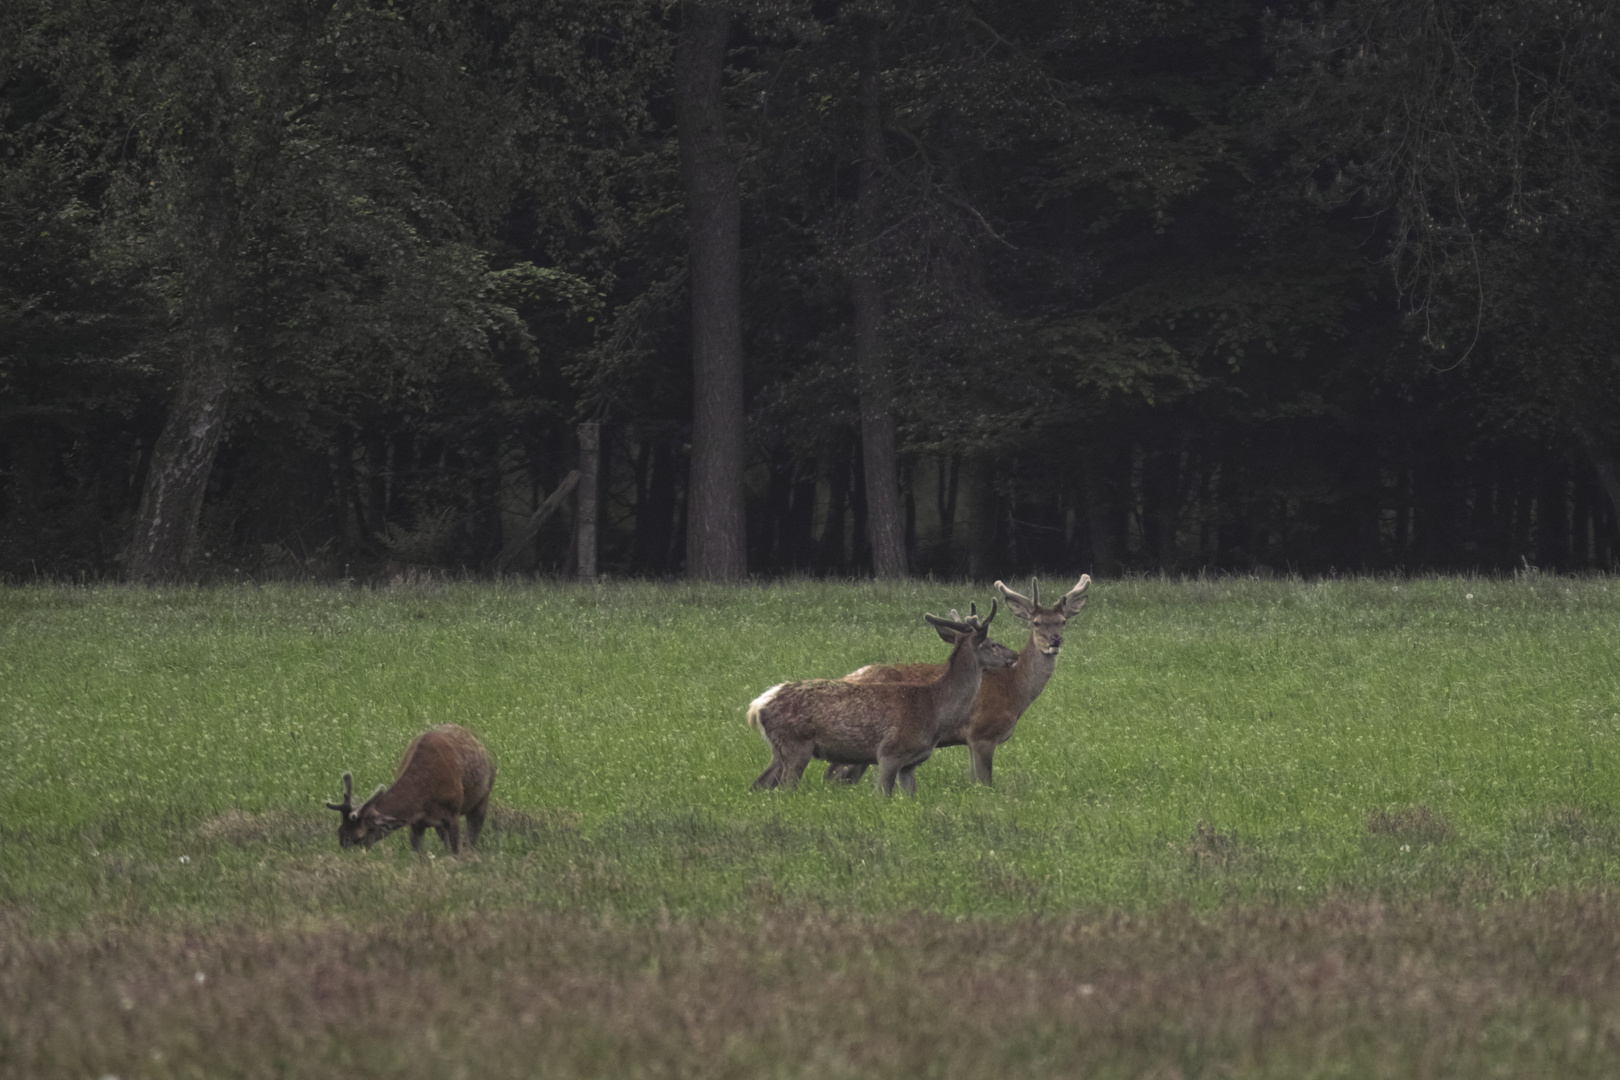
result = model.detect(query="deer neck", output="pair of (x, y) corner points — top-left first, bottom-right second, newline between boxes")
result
(1012, 633), (1060, 708)
(370, 783), (417, 820)
(927, 638), (984, 730)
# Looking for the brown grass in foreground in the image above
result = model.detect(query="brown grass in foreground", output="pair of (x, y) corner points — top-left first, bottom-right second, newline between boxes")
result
(3, 897), (1618, 1079)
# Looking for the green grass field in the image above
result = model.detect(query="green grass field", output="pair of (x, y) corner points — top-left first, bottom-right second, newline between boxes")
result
(4, 576), (1620, 1077)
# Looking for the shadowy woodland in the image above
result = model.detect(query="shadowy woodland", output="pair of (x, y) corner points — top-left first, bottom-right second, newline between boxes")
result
(4, 0), (1618, 582)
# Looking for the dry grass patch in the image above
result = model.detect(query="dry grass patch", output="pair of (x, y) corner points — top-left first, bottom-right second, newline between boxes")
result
(196, 808), (322, 848)
(1367, 804), (1455, 843)
(7, 897), (1620, 1079)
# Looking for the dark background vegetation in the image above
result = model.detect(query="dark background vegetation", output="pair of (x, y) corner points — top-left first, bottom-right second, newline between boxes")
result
(4, 0), (1618, 583)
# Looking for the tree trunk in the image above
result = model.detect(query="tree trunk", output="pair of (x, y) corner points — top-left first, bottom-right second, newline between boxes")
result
(576, 421), (600, 579)
(125, 328), (235, 582)
(852, 17), (906, 579)
(675, 2), (746, 582)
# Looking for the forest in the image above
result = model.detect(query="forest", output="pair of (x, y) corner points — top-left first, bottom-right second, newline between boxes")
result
(3, 0), (1618, 583)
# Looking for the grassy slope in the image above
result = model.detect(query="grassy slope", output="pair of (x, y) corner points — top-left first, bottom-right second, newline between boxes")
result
(3, 577), (1619, 1076)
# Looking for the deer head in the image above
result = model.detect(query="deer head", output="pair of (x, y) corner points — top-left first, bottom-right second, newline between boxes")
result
(994, 575), (1090, 656)
(928, 601), (1018, 670)
(922, 598), (1010, 669)
(325, 771), (391, 848)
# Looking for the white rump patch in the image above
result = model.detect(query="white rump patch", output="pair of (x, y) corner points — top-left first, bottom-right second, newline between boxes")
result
(747, 684), (784, 743)
(847, 665), (875, 679)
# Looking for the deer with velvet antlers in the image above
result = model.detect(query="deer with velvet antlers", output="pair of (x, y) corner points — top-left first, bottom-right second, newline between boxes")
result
(325, 723), (495, 854)
(748, 602), (1013, 796)
(828, 575), (1090, 786)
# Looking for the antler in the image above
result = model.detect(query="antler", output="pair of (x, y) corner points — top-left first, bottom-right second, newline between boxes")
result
(926, 598), (996, 636)
(325, 771), (355, 812)
(993, 578), (1036, 612)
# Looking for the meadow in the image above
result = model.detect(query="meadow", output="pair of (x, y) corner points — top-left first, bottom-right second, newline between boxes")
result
(3, 575), (1620, 1077)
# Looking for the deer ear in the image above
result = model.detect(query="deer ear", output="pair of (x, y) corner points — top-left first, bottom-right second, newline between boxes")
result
(1061, 575), (1091, 617)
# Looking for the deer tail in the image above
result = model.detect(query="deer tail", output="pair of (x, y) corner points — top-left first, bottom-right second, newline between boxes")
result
(747, 684), (783, 743)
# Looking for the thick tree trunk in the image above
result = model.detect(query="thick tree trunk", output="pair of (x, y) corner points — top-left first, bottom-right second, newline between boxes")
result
(125, 327), (235, 582)
(675, 2), (746, 582)
(852, 17), (906, 579)
(576, 421), (600, 579)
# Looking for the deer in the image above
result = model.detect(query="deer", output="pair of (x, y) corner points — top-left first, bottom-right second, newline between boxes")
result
(747, 602), (1011, 796)
(840, 602), (1019, 684)
(325, 723), (495, 854)
(824, 602), (1014, 783)
(828, 575), (1090, 786)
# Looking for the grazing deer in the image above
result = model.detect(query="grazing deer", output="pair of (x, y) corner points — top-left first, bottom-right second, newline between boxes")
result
(748, 603), (1010, 796)
(833, 576), (1089, 786)
(325, 723), (495, 854)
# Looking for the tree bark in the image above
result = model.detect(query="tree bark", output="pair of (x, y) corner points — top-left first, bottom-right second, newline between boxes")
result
(852, 16), (906, 579)
(674, 2), (746, 582)
(125, 327), (236, 582)
(576, 420), (601, 579)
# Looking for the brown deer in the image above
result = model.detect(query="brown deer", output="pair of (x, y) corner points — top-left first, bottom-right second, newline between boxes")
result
(748, 603), (1010, 796)
(840, 603), (1019, 684)
(325, 723), (495, 854)
(831, 576), (1089, 786)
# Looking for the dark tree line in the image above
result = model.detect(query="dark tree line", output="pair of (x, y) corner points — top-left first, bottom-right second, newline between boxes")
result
(3, 0), (1618, 583)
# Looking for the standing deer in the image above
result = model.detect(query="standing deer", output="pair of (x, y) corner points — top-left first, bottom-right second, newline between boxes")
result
(325, 723), (495, 854)
(748, 602), (1010, 796)
(832, 575), (1089, 785)
(840, 603), (1019, 684)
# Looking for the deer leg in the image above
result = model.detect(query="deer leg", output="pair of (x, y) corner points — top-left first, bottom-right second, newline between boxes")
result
(777, 744), (814, 788)
(464, 799), (489, 850)
(753, 738), (813, 790)
(877, 757), (903, 796)
(896, 764), (918, 797)
(441, 818), (462, 855)
(968, 740), (995, 785)
(409, 823), (428, 852)
(752, 756), (785, 790)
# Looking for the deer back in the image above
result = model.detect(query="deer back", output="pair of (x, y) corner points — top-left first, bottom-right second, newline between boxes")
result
(327, 724), (494, 848)
(377, 724), (494, 817)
